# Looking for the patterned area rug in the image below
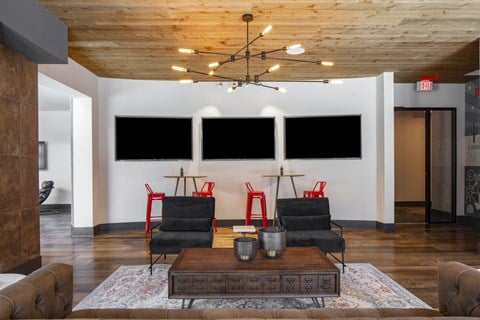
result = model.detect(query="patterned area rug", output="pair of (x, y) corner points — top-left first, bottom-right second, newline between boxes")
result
(74, 263), (431, 310)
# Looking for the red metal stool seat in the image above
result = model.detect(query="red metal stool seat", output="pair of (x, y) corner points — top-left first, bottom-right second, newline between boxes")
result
(192, 181), (217, 232)
(192, 181), (215, 197)
(145, 183), (166, 238)
(303, 180), (327, 198)
(245, 182), (268, 228)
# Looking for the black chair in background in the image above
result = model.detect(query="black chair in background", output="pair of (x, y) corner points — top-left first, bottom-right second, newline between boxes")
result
(39, 180), (55, 205)
(149, 196), (215, 274)
(276, 197), (346, 272)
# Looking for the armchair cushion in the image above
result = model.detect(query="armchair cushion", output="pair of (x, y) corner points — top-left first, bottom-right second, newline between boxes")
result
(281, 215), (331, 231)
(159, 217), (211, 231)
(286, 230), (346, 253)
(150, 230), (213, 255)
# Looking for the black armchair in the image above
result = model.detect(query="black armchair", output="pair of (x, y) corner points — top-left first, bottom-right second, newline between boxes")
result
(39, 180), (55, 205)
(149, 196), (215, 274)
(276, 197), (346, 272)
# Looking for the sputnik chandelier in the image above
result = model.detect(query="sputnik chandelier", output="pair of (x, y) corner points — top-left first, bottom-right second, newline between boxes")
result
(171, 13), (338, 92)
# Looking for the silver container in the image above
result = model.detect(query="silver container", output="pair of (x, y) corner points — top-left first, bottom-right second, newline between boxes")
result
(258, 227), (286, 258)
(233, 237), (258, 261)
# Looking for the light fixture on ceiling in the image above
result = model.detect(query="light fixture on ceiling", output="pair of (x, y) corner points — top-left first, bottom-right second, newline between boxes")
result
(171, 13), (337, 92)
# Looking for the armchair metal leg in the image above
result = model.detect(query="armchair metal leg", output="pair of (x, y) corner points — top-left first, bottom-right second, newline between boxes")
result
(327, 252), (346, 273)
(150, 253), (167, 275)
(149, 252), (153, 275)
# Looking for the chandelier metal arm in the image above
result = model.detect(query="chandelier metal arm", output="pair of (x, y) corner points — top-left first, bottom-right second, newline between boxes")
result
(233, 33), (264, 56)
(187, 69), (239, 82)
(249, 82), (280, 90)
(186, 68), (281, 90)
(255, 70), (269, 78)
(250, 48), (284, 58)
(252, 55), (321, 64)
(213, 54), (248, 72)
(194, 50), (234, 57)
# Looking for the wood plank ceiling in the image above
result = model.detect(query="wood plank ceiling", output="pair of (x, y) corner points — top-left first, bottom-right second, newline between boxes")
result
(39, 0), (480, 84)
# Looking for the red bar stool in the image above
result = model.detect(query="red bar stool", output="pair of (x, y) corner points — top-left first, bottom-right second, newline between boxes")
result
(192, 181), (217, 232)
(145, 183), (166, 238)
(303, 181), (327, 198)
(245, 182), (268, 228)
(192, 181), (215, 197)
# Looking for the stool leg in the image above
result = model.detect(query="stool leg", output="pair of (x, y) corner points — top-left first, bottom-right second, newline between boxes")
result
(145, 195), (153, 238)
(260, 195), (268, 228)
(245, 194), (253, 226)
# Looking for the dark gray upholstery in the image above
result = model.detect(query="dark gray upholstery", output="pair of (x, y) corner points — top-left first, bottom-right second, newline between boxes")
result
(276, 197), (346, 272)
(149, 196), (215, 274)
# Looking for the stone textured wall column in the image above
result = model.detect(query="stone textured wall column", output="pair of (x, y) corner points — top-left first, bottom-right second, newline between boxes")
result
(0, 43), (41, 273)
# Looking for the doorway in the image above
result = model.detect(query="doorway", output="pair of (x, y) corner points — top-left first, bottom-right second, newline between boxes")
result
(394, 108), (456, 224)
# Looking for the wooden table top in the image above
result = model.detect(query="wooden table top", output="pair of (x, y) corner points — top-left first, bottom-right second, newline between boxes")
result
(261, 173), (305, 178)
(163, 175), (207, 178)
(170, 247), (337, 273)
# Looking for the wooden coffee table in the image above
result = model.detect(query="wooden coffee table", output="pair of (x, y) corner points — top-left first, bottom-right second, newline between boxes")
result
(168, 247), (340, 308)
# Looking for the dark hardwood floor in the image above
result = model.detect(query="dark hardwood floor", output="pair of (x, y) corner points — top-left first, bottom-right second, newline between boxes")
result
(40, 212), (480, 309)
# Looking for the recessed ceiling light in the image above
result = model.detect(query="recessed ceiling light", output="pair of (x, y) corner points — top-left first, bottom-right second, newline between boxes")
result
(286, 47), (305, 55)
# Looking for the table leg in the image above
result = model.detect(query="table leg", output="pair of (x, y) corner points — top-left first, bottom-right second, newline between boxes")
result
(311, 297), (324, 308)
(181, 298), (195, 308)
(183, 177), (187, 196)
(272, 176), (281, 227)
(290, 176), (298, 197)
(192, 178), (199, 192)
(174, 178), (180, 196)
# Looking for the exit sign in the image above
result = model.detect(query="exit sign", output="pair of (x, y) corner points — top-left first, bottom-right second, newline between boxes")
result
(416, 80), (433, 92)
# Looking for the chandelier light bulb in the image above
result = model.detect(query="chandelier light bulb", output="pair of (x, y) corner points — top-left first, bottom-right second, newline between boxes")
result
(321, 61), (334, 66)
(261, 25), (272, 36)
(330, 79), (344, 84)
(268, 64), (280, 73)
(208, 62), (220, 68)
(208, 70), (215, 76)
(178, 48), (195, 54)
(172, 65), (187, 72)
(179, 79), (194, 84)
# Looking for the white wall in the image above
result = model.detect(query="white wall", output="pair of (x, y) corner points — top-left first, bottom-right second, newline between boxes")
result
(38, 57), (467, 229)
(100, 77), (381, 224)
(38, 110), (71, 204)
(376, 73), (395, 224)
(39, 60), (101, 230)
(394, 83), (465, 215)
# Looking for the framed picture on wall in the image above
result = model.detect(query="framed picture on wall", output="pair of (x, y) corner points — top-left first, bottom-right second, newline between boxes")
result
(39, 141), (47, 170)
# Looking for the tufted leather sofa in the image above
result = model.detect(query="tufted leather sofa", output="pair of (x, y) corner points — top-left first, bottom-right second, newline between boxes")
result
(0, 261), (479, 319)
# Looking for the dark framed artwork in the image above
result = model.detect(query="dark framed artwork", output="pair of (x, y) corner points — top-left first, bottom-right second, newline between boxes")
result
(39, 141), (47, 170)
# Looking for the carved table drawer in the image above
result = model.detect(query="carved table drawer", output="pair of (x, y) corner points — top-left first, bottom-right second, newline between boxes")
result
(283, 275), (300, 285)
(319, 275), (336, 293)
(244, 283), (263, 293)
